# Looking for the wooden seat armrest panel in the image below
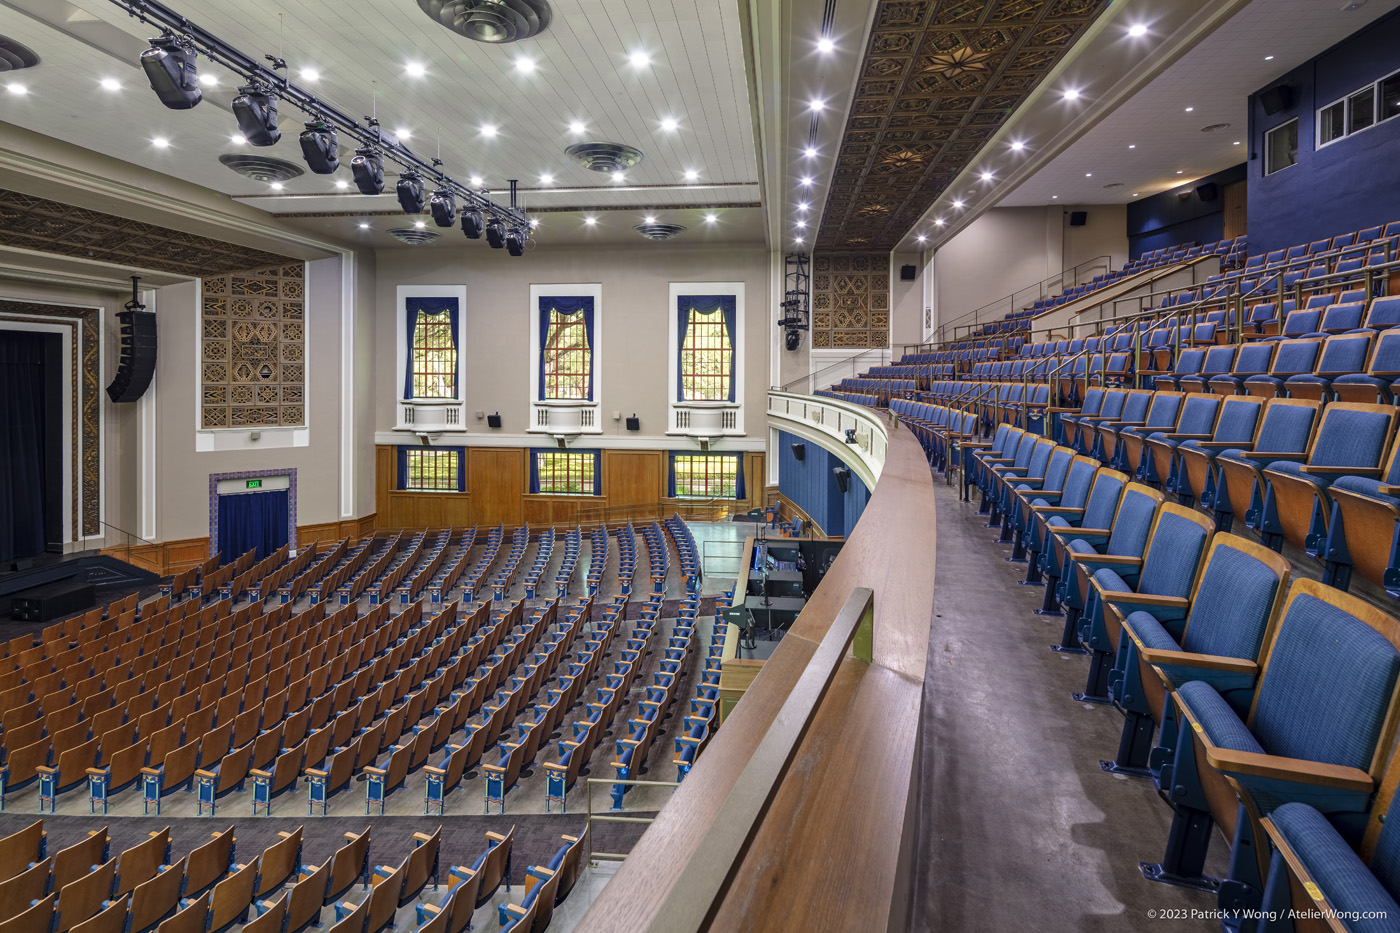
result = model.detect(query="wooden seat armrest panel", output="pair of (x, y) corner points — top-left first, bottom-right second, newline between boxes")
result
(1100, 593), (1189, 610)
(1296, 466), (1382, 476)
(1236, 451), (1307, 461)
(1066, 554), (1142, 566)
(1204, 748), (1376, 792)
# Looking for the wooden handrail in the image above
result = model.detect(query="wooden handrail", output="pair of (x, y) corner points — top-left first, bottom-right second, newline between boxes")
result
(574, 412), (936, 932)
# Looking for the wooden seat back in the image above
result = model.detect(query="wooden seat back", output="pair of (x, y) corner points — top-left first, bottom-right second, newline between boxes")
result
(284, 859), (329, 933)
(185, 827), (235, 897)
(0, 858), (50, 923)
(206, 859), (257, 932)
(115, 827), (169, 896)
(256, 827), (302, 898)
(325, 828), (371, 906)
(130, 855), (184, 933)
(240, 893), (285, 933)
(54, 857), (115, 933)
(400, 828), (440, 907)
(327, 892), (368, 933)
(553, 826), (588, 904)
(365, 858), (405, 933)
(0, 892), (53, 933)
(53, 828), (107, 890)
(474, 827), (513, 908)
(153, 892), (206, 933)
(0, 821), (45, 884)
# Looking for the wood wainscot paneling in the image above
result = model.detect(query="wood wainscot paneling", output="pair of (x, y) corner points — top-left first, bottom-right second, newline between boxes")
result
(522, 495), (603, 525)
(604, 450), (664, 507)
(385, 491), (473, 529)
(468, 448), (526, 526)
(775, 492), (825, 538)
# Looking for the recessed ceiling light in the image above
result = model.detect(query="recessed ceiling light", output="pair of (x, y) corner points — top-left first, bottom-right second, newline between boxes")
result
(396, 127), (412, 140)
(335, 180), (349, 189)
(529, 218), (539, 228)
(644, 215), (656, 224)
(917, 234), (927, 243)
(1128, 23), (1148, 37)
(358, 222), (370, 229)
(515, 57), (535, 74)
(794, 236), (804, 244)
(569, 121), (586, 135)
(1085, 172), (1093, 177)
(1132, 193), (1140, 197)
(6, 83), (27, 96)
(299, 68), (319, 81)
(683, 169), (699, 182)
(1264, 55), (1275, 61)
(934, 218), (945, 226)
(584, 216), (597, 226)
(1185, 106), (1194, 112)
(481, 124), (497, 138)
(798, 202), (809, 211)
(980, 171), (993, 181)
(270, 182), (284, 190)
(796, 220), (807, 229)
(540, 173), (553, 184)
(804, 147), (817, 158)
(817, 36), (835, 54)
(1062, 88), (1080, 101)
(470, 175), (483, 186)
(660, 117), (679, 132)
(405, 62), (426, 78)
(152, 136), (170, 148)
(1051, 195), (1059, 199)
(952, 199), (964, 208)
(704, 213), (717, 224)
(800, 176), (813, 186)
(611, 171), (626, 182)
(1176, 170), (1184, 174)
(1128, 144), (1136, 149)
(1010, 141), (1024, 151)
(809, 99), (824, 112)
(100, 78), (121, 92)
(414, 220), (426, 229)
(1233, 140), (1241, 145)
(629, 51), (651, 69)
(198, 73), (218, 87)
(229, 133), (245, 145)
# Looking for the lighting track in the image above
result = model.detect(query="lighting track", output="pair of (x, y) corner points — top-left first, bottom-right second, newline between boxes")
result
(105, 0), (529, 230)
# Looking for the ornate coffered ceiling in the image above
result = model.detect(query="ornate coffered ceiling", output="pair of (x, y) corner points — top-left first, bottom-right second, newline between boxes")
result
(0, 189), (294, 277)
(817, 0), (1109, 251)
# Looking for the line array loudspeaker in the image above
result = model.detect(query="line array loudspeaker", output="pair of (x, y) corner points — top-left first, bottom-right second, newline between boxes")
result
(106, 310), (157, 403)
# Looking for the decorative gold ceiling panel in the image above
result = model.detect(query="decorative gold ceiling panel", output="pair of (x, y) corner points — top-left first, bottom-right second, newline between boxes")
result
(0, 189), (295, 278)
(817, 0), (1107, 250)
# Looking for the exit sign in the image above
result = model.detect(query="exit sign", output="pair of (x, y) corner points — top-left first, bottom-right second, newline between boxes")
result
(245, 479), (263, 489)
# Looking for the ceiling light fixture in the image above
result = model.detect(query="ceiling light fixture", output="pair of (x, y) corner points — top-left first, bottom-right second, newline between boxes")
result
(569, 121), (585, 135)
(611, 171), (625, 182)
(405, 62), (427, 78)
(269, 181), (283, 190)
(809, 99), (824, 112)
(629, 50), (650, 69)
(1233, 140), (1241, 145)
(817, 36), (834, 54)
(1264, 55), (1275, 61)
(358, 222), (370, 229)
(470, 175), (483, 186)
(229, 133), (245, 145)
(703, 212), (718, 224)
(335, 179), (349, 189)
(1185, 106), (1194, 112)
(980, 170), (993, 181)
(584, 216), (597, 226)
(917, 234), (927, 243)
(796, 220), (806, 228)
(683, 169), (698, 182)
(1176, 170), (1184, 174)
(794, 236), (804, 244)
(798, 202), (809, 211)
(1051, 195), (1059, 199)
(481, 124), (498, 138)
(516, 57), (535, 74)
(152, 136), (170, 148)
(1128, 23), (1148, 37)
(1010, 141), (1024, 151)
(414, 219), (426, 229)
(299, 67), (319, 81)
(1062, 88), (1080, 101)
(540, 173), (553, 184)
(660, 116), (679, 132)
(644, 215), (656, 224)
(800, 176), (813, 186)
(100, 78), (122, 92)
(952, 199), (964, 208)
(934, 218), (945, 226)
(1128, 144), (1136, 149)
(529, 218), (538, 228)
(1085, 172), (1093, 177)
(198, 73), (217, 88)
(804, 147), (817, 158)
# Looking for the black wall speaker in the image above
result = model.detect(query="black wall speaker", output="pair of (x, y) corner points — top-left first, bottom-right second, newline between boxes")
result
(1068, 211), (1087, 227)
(832, 466), (851, 494)
(900, 264), (917, 281)
(791, 442), (805, 462)
(1260, 84), (1293, 115)
(486, 412), (502, 428)
(625, 415), (640, 431)
(1196, 182), (1219, 202)
(106, 310), (157, 403)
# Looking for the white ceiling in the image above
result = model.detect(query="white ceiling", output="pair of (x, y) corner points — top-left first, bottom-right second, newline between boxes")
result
(0, 0), (764, 246)
(999, 0), (1400, 207)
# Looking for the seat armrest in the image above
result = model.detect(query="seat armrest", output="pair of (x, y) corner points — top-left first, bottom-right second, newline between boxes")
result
(1067, 553), (1141, 565)
(1161, 433), (1213, 440)
(1099, 592), (1188, 610)
(1204, 747), (1375, 793)
(1032, 506), (1085, 517)
(1236, 451), (1306, 461)
(1298, 465), (1381, 476)
(1377, 485), (1400, 496)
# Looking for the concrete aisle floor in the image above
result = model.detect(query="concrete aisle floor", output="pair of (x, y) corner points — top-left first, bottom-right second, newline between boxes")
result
(914, 478), (1223, 932)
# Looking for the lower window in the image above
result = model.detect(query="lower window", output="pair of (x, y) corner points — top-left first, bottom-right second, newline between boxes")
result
(401, 448), (463, 492)
(533, 451), (599, 496)
(672, 454), (742, 499)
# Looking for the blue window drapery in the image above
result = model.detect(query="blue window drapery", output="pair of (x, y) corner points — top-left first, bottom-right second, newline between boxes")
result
(667, 452), (745, 500)
(676, 295), (737, 402)
(397, 446), (466, 492)
(537, 297), (595, 401)
(529, 449), (602, 496)
(217, 489), (289, 564)
(403, 296), (460, 399)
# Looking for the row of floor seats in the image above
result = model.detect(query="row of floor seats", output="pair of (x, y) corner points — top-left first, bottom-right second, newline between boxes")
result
(884, 377), (1400, 926)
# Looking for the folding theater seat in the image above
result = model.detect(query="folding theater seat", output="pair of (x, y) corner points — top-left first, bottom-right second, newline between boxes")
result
(1317, 300), (1367, 333)
(1177, 345), (1237, 394)
(1142, 580), (1400, 914)
(1210, 398), (1321, 534)
(1320, 435), (1400, 599)
(1034, 466), (1131, 617)
(1364, 294), (1400, 330)
(1333, 328), (1400, 404)
(1240, 337), (1323, 397)
(1137, 393), (1222, 490)
(1208, 342), (1276, 394)
(977, 430), (1040, 519)
(1004, 446), (1076, 562)
(1165, 396), (1264, 507)
(1086, 389), (1153, 466)
(986, 436), (1056, 540)
(1114, 392), (1188, 480)
(1019, 457), (1104, 588)
(1063, 388), (1128, 454)
(1047, 482), (1165, 652)
(1283, 330), (1374, 400)
(1099, 533), (1290, 778)
(1255, 401), (1399, 552)
(1149, 347), (1207, 391)
(967, 425), (1024, 505)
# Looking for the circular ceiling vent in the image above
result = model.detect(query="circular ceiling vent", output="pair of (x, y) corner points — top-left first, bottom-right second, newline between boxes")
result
(0, 37), (40, 72)
(565, 142), (645, 174)
(416, 0), (551, 43)
(218, 154), (306, 183)
(1200, 122), (1231, 133)
(387, 227), (441, 245)
(634, 222), (686, 241)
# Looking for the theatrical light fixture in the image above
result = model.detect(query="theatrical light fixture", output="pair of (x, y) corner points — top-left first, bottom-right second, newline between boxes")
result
(506, 228), (525, 256)
(461, 209), (484, 238)
(397, 169), (427, 213)
(141, 33), (201, 109)
(198, 73), (217, 87)
(485, 218), (507, 246)
(430, 187), (457, 226)
(299, 119), (339, 173)
(101, 78), (121, 91)
(232, 81), (280, 145)
(817, 36), (834, 53)
(351, 147), (385, 194)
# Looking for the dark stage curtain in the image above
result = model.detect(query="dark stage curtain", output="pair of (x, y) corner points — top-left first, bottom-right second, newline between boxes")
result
(217, 489), (289, 564)
(0, 331), (49, 563)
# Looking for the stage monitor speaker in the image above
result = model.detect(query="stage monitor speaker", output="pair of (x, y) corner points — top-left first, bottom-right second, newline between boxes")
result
(900, 264), (917, 281)
(106, 310), (157, 403)
(625, 415), (640, 431)
(1196, 182), (1219, 202)
(1260, 84), (1293, 115)
(486, 412), (502, 428)
(1068, 211), (1087, 227)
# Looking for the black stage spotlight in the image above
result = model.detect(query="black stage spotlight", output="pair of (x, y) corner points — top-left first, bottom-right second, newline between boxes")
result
(141, 34), (201, 110)
(299, 120), (339, 173)
(233, 83), (280, 146)
(429, 188), (457, 226)
(505, 227), (525, 256)
(460, 209), (484, 239)
(785, 329), (801, 351)
(397, 170), (426, 214)
(485, 218), (506, 248)
(350, 146), (384, 194)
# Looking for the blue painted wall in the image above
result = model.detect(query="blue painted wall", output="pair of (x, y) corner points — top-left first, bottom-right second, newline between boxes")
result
(1248, 9), (1400, 255)
(1126, 163), (1246, 259)
(777, 431), (869, 537)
